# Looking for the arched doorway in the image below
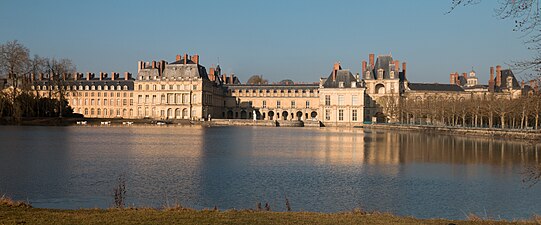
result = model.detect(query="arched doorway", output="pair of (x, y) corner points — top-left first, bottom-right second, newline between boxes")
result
(175, 108), (180, 119)
(227, 110), (233, 119)
(375, 84), (386, 94)
(282, 111), (289, 120)
(268, 111), (275, 120)
(374, 112), (386, 123)
(167, 108), (172, 119)
(311, 111), (317, 120)
(182, 108), (188, 119)
(240, 110), (247, 119)
(296, 111), (303, 120)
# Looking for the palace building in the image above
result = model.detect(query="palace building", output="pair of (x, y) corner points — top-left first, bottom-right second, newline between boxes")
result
(29, 52), (537, 126)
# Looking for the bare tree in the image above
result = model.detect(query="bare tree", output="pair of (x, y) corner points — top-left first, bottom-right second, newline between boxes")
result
(44, 57), (76, 118)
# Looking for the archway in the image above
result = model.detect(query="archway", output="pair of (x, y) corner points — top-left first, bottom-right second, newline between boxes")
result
(268, 111), (275, 120)
(282, 111), (289, 120)
(311, 111), (317, 120)
(375, 84), (386, 94)
(182, 108), (188, 119)
(175, 108), (181, 119)
(374, 112), (386, 123)
(262, 112), (266, 120)
(296, 111), (303, 120)
(167, 108), (172, 118)
(240, 110), (247, 119)
(227, 110), (233, 119)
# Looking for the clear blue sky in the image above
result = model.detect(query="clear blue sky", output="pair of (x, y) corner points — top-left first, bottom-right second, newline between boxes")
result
(0, 0), (532, 83)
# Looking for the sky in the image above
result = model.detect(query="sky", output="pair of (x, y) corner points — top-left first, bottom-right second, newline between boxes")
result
(0, 0), (533, 84)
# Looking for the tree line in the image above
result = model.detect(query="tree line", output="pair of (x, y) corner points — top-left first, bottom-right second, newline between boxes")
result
(0, 40), (77, 121)
(382, 94), (541, 130)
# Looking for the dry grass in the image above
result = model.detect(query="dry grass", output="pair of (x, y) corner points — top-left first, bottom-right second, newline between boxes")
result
(0, 195), (31, 208)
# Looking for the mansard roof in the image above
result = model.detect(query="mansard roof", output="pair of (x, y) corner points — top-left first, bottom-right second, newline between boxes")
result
(496, 69), (521, 90)
(374, 55), (393, 80)
(226, 83), (319, 90)
(408, 83), (464, 92)
(33, 79), (135, 89)
(322, 70), (358, 88)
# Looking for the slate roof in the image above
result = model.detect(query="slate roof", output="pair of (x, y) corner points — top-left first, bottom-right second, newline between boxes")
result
(496, 69), (521, 90)
(322, 70), (358, 88)
(226, 83), (319, 90)
(373, 55), (393, 80)
(408, 83), (464, 92)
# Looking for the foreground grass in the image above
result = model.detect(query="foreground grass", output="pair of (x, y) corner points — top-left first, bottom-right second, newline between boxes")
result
(0, 205), (538, 225)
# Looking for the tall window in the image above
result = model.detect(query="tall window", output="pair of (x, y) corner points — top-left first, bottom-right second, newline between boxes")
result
(291, 101), (296, 108)
(338, 109), (344, 121)
(338, 95), (344, 106)
(352, 95), (358, 105)
(262, 100), (267, 108)
(138, 95), (142, 104)
(277, 100), (281, 108)
(306, 100), (310, 108)
(352, 109), (358, 121)
(325, 109), (331, 120)
(325, 95), (330, 106)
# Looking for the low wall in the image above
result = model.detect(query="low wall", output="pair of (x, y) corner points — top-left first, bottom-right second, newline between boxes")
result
(365, 124), (541, 141)
(209, 119), (277, 127)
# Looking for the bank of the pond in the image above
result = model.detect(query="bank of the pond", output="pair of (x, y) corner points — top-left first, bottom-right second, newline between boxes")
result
(0, 205), (534, 225)
(365, 124), (541, 141)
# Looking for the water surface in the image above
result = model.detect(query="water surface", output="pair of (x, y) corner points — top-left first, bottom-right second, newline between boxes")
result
(0, 125), (540, 220)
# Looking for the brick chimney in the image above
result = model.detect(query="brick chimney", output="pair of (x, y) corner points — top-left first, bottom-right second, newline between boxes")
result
(137, 61), (143, 72)
(462, 72), (468, 80)
(521, 80), (525, 88)
(362, 60), (367, 74)
(450, 73), (455, 84)
(124, 72), (131, 80)
(209, 67), (215, 81)
(176, 54), (181, 61)
(402, 62), (407, 80)
(192, 54), (199, 64)
(99, 72), (103, 80)
(496, 65), (502, 87)
(369, 53), (375, 68)
(183, 53), (188, 64)
(39, 73), (43, 81)
(394, 60), (399, 71)
(332, 62), (341, 81)
(222, 74), (227, 83)
(152, 61), (156, 69)
(229, 74), (234, 84)
(488, 67), (495, 92)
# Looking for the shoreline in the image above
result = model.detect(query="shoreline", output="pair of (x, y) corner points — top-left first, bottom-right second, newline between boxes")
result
(2, 117), (541, 142)
(0, 204), (532, 225)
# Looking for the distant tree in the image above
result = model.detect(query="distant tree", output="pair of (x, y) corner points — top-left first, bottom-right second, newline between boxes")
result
(246, 75), (268, 85)
(44, 57), (76, 118)
(278, 79), (294, 85)
(450, 1), (541, 78)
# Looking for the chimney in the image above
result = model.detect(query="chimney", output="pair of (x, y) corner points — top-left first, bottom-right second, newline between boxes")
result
(462, 72), (468, 80)
(369, 53), (375, 68)
(152, 61), (156, 69)
(489, 67), (495, 92)
(124, 72), (131, 80)
(362, 60), (367, 74)
(521, 80), (525, 88)
(192, 54), (199, 64)
(99, 72), (103, 80)
(222, 74), (227, 83)
(229, 74), (234, 84)
(332, 62), (340, 81)
(450, 73), (455, 84)
(176, 54), (181, 61)
(30, 73), (35, 82)
(184, 53), (188, 64)
(50, 73), (54, 81)
(209, 67), (215, 81)
(137, 61), (143, 72)
(402, 62), (407, 80)
(496, 65), (502, 87)
(394, 60), (399, 71)
(39, 73), (43, 81)
(62, 73), (67, 81)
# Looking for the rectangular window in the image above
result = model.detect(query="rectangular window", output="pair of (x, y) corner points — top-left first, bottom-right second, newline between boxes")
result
(145, 95), (149, 104)
(338, 95), (344, 106)
(193, 85), (197, 90)
(325, 95), (330, 106)
(277, 100), (281, 108)
(338, 109), (344, 121)
(325, 109), (331, 120)
(97, 99), (101, 106)
(352, 109), (358, 121)
(152, 95), (156, 104)
(91, 99), (95, 105)
(104, 99), (107, 106)
(129, 99), (133, 106)
(352, 95), (358, 105)
(138, 95), (142, 104)
(262, 100), (267, 108)
(306, 101), (310, 108)
(291, 101), (296, 108)
(123, 99), (127, 106)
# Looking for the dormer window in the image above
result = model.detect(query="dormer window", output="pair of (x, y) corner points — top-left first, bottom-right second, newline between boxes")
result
(339, 82), (344, 88)
(390, 71), (395, 79)
(365, 71), (371, 79)
(377, 69), (384, 79)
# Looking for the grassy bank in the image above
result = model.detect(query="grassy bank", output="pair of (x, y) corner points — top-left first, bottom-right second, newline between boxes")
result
(0, 198), (535, 225)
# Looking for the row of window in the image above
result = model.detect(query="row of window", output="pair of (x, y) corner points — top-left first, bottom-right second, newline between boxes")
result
(233, 89), (317, 94)
(324, 95), (359, 106)
(325, 109), (359, 121)
(261, 100), (311, 109)
(76, 108), (130, 117)
(137, 94), (197, 105)
(71, 92), (132, 98)
(34, 85), (129, 91)
(71, 98), (132, 107)
(137, 84), (197, 91)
